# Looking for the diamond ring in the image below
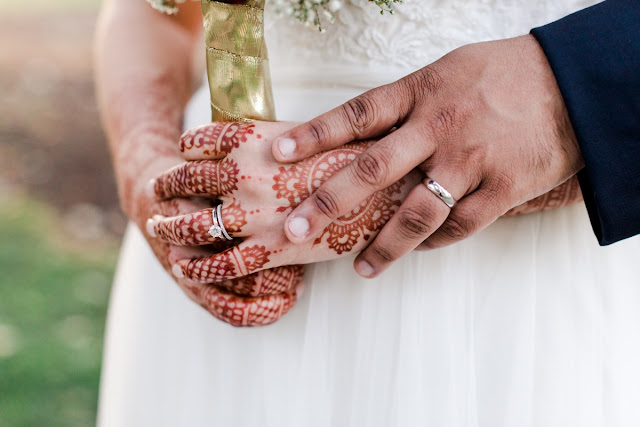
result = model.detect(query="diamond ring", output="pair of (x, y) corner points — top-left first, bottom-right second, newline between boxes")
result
(209, 204), (232, 240)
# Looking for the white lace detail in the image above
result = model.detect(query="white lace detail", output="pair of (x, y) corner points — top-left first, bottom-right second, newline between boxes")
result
(265, 0), (598, 75)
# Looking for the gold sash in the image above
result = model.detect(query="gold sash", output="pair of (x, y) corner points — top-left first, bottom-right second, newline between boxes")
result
(201, 0), (276, 122)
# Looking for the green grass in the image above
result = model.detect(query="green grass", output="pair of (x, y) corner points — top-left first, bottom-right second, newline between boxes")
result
(0, 197), (118, 427)
(0, 0), (100, 13)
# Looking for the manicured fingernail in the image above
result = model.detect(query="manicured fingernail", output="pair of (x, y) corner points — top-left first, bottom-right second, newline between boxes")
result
(296, 283), (305, 299)
(287, 216), (309, 239)
(355, 260), (375, 278)
(145, 178), (156, 197)
(145, 218), (157, 237)
(277, 138), (296, 159)
(172, 263), (185, 279)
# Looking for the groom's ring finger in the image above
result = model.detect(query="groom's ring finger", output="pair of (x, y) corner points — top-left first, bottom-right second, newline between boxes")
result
(151, 159), (239, 200)
(147, 202), (251, 246)
(355, 176), (463, 277)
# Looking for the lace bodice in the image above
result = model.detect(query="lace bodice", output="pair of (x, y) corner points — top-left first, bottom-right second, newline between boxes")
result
(265, 0), (597, 82)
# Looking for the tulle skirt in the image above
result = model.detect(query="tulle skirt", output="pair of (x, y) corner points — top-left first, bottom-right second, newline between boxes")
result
(98, 80), (640, 427)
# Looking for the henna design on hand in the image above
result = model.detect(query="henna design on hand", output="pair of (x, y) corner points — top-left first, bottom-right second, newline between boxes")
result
(145, 122), (305, 327)
(504, 176), (582, 216)
(182, 279), (298, 327)
(223, 199), (249, 233)
(218, 265), (304, 297)
(273, 143), (405, 254)
(318, 183), (404, 254)
(154, 158), (239, 199)
(131, 191), (287, 326)
(153, 198), (248, 246)
(114, 115), (299, 326)
(180, 122), (256, 158)
(180, 244), (272, 283)
(205, 289), (297, 327)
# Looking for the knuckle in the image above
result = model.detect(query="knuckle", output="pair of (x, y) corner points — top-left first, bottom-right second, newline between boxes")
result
(430, 106), (457, 139)
(311, 187), (341, 218)
(397, 206), (436, 238)
(352, 151), (389, 188)
(178, 131), (192, 153)
(371, 244), (396, 263)
(410, 64), (444, 98)
(341, 95), (378, 137)
(306, 120), (333, 147)
(179, 125), (202, 153)
(440, 215), (474, 241)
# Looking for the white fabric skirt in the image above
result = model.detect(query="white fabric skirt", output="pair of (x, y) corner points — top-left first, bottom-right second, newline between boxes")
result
(98, 80), (640, 427)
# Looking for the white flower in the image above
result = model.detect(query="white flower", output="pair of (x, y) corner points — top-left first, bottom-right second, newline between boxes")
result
(328, 0), (342, 12)
(269, 0), (400, 31)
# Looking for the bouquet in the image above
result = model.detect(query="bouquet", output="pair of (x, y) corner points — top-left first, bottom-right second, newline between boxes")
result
(148, 0), (402, 30)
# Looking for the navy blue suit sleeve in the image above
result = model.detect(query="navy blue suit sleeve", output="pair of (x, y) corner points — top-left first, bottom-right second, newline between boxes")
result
(531, 0), (640, 245)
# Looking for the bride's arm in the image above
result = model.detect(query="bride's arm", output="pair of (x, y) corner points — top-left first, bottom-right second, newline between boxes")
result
(95, 1), (300, 326)
(95, 0), (201, 219)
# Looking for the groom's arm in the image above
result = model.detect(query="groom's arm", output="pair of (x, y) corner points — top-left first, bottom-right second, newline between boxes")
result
(531, 0), (640, 245)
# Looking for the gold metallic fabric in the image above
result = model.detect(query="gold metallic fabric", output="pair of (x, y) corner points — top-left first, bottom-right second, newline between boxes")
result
(200, 0), (276, 122)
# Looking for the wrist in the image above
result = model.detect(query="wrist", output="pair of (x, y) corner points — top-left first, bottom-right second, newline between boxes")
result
(523, 33), (585, 174)
(113, 125), (184, 221)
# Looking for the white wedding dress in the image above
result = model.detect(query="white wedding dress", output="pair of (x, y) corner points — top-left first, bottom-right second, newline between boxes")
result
(98, 1), (640, 426)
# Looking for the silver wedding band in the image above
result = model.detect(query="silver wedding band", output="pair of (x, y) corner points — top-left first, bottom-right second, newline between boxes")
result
(209, 204), (233, 240)
(425, 179), (456, 209)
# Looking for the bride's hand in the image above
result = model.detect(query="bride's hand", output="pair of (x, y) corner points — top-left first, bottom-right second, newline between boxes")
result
(146, 121), (421, 283)
(119, 127), (301, 327)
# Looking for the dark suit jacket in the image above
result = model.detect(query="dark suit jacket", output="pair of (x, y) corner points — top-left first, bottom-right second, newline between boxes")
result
(531, 0), (640, 245)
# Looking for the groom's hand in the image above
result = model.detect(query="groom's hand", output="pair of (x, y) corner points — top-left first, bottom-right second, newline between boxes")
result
(271, 35), (584, 278)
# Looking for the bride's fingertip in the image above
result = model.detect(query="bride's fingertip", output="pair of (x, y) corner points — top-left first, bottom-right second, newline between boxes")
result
(145, 178), (157, 198)
(354, 259), (376, 279)
(274, 137), (297, 161)
(145, 218), (157, 237)
(172, 263), (185, 279)
(285, 216), (310, 242)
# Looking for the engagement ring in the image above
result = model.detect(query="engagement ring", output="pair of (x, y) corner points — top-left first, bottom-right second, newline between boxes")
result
(209, 204), (232, 240)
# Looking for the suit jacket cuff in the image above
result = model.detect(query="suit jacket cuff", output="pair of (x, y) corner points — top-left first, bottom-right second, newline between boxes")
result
(531, 0), (640, 245)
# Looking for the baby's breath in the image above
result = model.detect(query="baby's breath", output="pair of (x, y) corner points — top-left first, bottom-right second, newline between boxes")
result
(272, 0), (402, 30)
(370, 0), (402, 14)
(147, 0), (402, 29)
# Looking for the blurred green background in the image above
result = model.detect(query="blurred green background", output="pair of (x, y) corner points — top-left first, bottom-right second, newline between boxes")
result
(0, 0), (123, 425)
